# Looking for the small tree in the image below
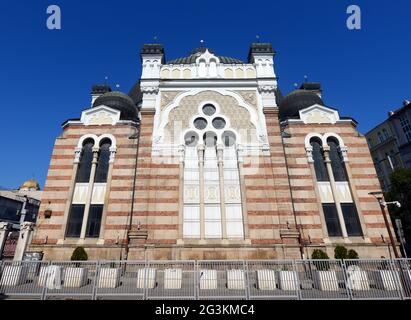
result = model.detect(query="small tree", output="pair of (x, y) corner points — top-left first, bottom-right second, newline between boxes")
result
(311, 249), (330, 271)
(71, 247), (88, 261)
(347, 249), (359, 259)
(334, 245), (348, 260)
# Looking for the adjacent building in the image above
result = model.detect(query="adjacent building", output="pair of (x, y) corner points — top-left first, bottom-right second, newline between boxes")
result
(28, 43), (396, 260)
(365, 100), (411, 191)
(0, 179), (41, 259)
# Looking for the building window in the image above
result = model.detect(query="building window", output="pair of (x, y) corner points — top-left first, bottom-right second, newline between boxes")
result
(204, 205), (222, 238)
(75, 139), (94, 183)
(226, 204), (244, 238)
(0, 197), (22, 223)
(194, 117), (208, 130)
(85, 204), (103, 238)
(399, 115), (411, 142)
(383, 129), (389, 139)
(66, 135), (115, 239)
(378, 132), (384, 143)
(322, 203), (342, 237)
(66, 204), (85, 237)
(184, 131), (199, 147)
(182, 104), (244, 240)
(341, 203), (363, 236)
(311, 139), (329, 181)
(308, 134), (364, 238)
(327, 138), (348, 182)
(94, 140), (111, 183)
(212, 117), (226, 129)
(202, 104), (216, 116)
(183, 205), (200, 238)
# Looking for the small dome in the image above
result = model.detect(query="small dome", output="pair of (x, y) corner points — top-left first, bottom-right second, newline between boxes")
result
(93, 91), (138, 121)
(279, 90), (325, 121)
(19, 178), (40, 191)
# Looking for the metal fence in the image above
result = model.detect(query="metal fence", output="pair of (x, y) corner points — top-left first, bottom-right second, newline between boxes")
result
(0, 259), (410, 300)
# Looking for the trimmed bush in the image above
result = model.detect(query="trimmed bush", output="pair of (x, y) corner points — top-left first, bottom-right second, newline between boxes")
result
(70, 247), (88, 261)
(347, 249), (359, 259)
(334, 245), (348, 260)
(311, 249), (330, 270)
(311, 249), (329, 259)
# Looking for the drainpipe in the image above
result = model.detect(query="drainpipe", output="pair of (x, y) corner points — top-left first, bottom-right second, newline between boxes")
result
(280, 122), (305, 259)
(122, 123), (141, 261)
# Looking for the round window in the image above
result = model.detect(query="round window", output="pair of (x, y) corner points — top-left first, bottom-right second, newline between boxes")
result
(222, 131), (236, 147)
(203, 132), (217, 147)
(184, 131), (199, 147)
(202, 104), (216, 116)
(212, 117), (226, 129)
(194, 117), (208, 130)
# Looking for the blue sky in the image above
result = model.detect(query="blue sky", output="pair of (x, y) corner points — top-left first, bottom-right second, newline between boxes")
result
(0, 0), (410, 189)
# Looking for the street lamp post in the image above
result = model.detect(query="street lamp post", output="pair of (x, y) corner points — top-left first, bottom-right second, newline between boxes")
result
(369, 192), (400, 258)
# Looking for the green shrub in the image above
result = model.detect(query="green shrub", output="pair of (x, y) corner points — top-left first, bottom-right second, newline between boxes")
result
(311, 249), (330, 270)
(334, 245), (348, 260)
(347, 249), (359, 259)
(70, 247), (88, 261)
(311, 249), (329, 259)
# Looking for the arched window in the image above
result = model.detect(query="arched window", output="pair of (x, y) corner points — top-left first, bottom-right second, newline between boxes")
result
(327, 138), (348, 182)
(94, 139), (111, 183)
(209, 59), (217, 77)
(75, 139), (94, 183)
(310, 137), (341, 237)
(66, 139), (94, 237)
(311, 138), (329, 181)
(327, 137), (362, 237)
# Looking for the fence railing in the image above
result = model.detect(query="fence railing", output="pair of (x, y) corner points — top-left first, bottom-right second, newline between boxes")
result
(0, 259), (410, 300)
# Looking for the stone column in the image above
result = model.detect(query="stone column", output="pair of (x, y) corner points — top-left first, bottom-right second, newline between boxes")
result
(323, 147), (349, 239)
(217, 144), (227, 239)
(236, 145), (249, 239)
(0, 222), (11, 256)
(80, 147), (99, 240)
(14, 222), (35, 261)
(178, 145), (185, 239)
(197, 144), (205, 240)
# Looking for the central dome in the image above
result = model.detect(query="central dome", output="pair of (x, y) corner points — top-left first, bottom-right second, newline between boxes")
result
(168, 47), (244, 64)
(93, 91), (138, 121)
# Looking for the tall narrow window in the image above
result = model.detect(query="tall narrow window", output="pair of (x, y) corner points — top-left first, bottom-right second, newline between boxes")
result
(86, 204), (103, 237)
(66, 204), (85, 237)
(203, 132), (222, 239)
(311, 139), (329, 181)
(322, 203), (342, 236)
(223, 132), (244, 239)
(327, 137), (363, 237)
(75, 139), (94, 183)
(66, 139), (94, 237)
(94, 140), (111, 183)
(327, 138), (348, 182)
(183, 132), (200, 238)
(341, 203), (362, 236)
(399, 115), (411, 142)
